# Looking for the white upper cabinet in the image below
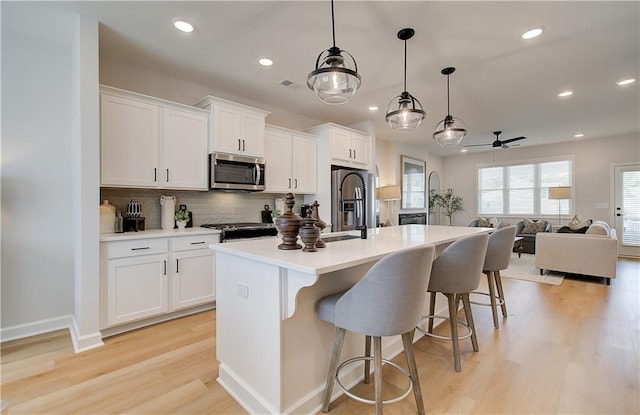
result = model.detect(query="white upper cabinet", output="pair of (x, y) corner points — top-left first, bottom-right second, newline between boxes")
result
(196, 96), (270, 158)
(100, 86), (209, 190)
(265, 125), (317, 194)
(306, 123), (370, 169)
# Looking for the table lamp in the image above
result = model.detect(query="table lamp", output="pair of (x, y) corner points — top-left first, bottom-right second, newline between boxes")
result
(380, 185), (401, 226)
(548, 186), (571, 225)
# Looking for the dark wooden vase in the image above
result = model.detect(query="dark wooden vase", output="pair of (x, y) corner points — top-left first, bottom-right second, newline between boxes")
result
(311, 200), (327, 248)
(300, 208), (320, 252)
(275, 193), (302, 250)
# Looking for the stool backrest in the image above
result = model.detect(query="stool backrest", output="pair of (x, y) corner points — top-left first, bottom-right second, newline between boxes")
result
(484, 225), (517, 271)
(335, 245), (436, 337)
(429, 233), (489, 294)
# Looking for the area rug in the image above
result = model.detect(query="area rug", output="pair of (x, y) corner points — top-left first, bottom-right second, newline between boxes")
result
(501, 253), (564, 285)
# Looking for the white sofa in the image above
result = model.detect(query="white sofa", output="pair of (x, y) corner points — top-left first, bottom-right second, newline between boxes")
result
(535, 221), (617, 285)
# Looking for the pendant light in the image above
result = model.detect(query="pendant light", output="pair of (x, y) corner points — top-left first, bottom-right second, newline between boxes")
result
(385, 28), (426, 131)
(433, 67), (467, 147)
(307, 0), (361, 105)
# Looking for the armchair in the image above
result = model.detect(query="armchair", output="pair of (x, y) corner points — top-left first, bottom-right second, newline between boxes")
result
(514, 219), (552, 254)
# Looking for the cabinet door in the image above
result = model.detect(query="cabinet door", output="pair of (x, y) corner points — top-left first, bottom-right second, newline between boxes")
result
(350, 132), (369, 167)
(330, 128), (353, 165)
(213, 104), (242, 154)
(106, 254), (168, 326)
(241, 112), (265, 157)
(292, 135), (317, 194)
(163, 108), (208, 190)
(171, 250), (215, 310)
(265, 130), (293, 192)
(100, 95), (159, 187)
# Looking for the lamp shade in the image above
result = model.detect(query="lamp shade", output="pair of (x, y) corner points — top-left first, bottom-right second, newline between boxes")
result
(548, 186), (571, 199)
(380, 185), (401, 201)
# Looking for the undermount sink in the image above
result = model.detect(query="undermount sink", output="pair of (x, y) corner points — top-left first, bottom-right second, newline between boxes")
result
(321, 234), (361, 243)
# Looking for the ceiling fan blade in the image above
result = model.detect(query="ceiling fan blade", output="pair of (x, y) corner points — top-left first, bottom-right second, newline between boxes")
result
(463, 143), (492, 147)
(502, 136), (526, 144)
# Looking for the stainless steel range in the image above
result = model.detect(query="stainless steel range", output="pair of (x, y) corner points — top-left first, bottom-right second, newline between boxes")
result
(201, 222), (278, 242)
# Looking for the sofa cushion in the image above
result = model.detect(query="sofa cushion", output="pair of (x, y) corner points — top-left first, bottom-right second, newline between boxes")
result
(586, 220), (610, 236)
(557, 225), (589, 234)
(567, 215), (592, 230)
(477, 217), (491, 227)
(521, 218), (547, 234)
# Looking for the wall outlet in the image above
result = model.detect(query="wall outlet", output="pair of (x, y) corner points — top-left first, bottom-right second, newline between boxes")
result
(236, 282), (249, 299)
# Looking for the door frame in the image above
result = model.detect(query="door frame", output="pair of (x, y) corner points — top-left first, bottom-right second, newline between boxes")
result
(611, 162), (640, 258)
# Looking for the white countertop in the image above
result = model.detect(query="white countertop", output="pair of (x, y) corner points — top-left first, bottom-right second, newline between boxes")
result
(209, 225), (490, 275)
(100, 227), (220, 242)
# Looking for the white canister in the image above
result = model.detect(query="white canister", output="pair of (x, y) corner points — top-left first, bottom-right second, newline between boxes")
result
(160, 195), (176, 230)
(100, 200), (116, 233)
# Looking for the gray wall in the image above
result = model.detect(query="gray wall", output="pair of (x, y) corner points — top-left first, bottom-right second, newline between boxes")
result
(441, 133), (639, 226)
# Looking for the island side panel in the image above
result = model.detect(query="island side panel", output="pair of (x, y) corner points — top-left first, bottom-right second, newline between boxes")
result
(216, 252), (284, 414)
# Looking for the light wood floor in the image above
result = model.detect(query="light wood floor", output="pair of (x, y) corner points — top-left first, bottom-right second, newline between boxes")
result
(2, 258), (639, 414)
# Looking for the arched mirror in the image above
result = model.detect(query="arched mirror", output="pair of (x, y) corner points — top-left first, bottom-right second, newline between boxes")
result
(428, 171), (441, 225)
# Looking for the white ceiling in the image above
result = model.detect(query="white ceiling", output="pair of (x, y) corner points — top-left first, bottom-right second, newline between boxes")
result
(17, 1), (640, 156)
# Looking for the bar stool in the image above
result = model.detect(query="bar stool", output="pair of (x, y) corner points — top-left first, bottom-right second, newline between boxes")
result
(316, 245), (436, 415)
(471, 226), (517, 328)
(417, 233), (489, 372)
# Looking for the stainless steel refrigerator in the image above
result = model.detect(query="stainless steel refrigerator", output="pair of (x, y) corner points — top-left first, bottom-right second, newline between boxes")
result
(331, 168), (375, 232)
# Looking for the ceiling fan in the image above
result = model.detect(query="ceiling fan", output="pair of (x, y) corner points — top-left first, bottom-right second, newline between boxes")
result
(464, 131), (526, 149)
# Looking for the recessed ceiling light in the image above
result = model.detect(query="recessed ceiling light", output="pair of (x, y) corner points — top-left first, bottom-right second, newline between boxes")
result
(258, 58), (273, 67)
(173, 18), (194, 33)
(616, 78), (636, 86)
(558, 90), (573, 97)
(368, 106), (379, 111)
(574, 133), (584, 138)
(522, 27), (544, 40)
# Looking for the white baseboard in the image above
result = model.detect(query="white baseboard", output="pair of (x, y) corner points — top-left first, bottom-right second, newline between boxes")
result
(1, 314), (104, 354)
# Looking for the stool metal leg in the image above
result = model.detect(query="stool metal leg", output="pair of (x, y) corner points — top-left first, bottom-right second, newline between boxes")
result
(485, 271), (500, 329)
(446, 293), (462, 372)
(461, 293), (479, 352)
(322, 327), (346, 413)
(427, 292), (436, 333)
(494, 271), (507, 317)
(364, 335), (371, 384)
(402, 330), (425, 415)
(373, 336), (383, 415)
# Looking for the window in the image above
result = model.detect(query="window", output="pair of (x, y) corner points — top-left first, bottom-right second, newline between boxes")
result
(478, 158), (573, 216)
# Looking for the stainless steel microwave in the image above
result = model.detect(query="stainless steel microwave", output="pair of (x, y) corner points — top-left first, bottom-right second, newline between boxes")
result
(210, 153), (265, 191)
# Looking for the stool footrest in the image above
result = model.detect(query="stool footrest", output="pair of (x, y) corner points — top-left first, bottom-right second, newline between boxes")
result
(469, 291), (505, 307)
(335, 356), (413, 405)
(417, 314), (473, 340)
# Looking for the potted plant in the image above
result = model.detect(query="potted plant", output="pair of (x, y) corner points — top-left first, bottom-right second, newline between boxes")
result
(432, 188), (463, 226)
(174, 210), (190, 229)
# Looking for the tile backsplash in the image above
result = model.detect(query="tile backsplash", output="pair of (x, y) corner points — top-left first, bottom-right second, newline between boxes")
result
(100, 188), (306, 229)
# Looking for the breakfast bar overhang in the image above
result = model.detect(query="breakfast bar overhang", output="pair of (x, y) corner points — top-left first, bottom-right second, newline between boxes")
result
(209, 225), (490, 414)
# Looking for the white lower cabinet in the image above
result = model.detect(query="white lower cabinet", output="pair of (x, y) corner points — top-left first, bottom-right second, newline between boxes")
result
(101, 234), (217, 330)
(106, 253), (169, 326)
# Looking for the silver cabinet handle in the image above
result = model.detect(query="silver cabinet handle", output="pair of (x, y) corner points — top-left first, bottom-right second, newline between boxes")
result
(190, 241), (206, 245)
(242, 139), (246, 151)
(163, 260), (167, 275)
(131, 247), (150, 251)
(166, 169), (169, 182)
(238, 139), (241, 151)
(154, 168), (157, 182)
(176, 259), (179, 274)
(349, 149), (352, 159)
(294, 178), (298, 189)
(288, 178), (292, 188)
(353, 149), (356, 159)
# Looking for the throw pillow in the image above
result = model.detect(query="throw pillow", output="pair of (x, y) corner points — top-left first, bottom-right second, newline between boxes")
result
(558, 225), (589, 234)
(489, 217), (501, 228)
(477, 217), (491, 227)
(521, 218), (546, 234)
(586, 220), (610, 236)
(568, 218), (592, 231)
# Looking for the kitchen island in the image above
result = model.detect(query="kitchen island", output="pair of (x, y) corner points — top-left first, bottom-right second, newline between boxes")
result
(209, 225), (490, 414)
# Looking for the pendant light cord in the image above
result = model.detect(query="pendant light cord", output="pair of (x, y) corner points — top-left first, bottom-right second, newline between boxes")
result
(403, 39), (407, 93)
(330, 0), (336, 48)
(446, 74), (451, 115)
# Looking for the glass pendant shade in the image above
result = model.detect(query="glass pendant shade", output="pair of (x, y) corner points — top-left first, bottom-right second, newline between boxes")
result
(386, 91), (426, 131)
(433, 66), (466, 147)
(433, 115), (467, 147)
(385, 28), (425, 131)
(308, 46), (361, 104)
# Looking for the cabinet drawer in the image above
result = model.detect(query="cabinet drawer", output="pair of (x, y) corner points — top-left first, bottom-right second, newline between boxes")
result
(172, 234), (219, 251)
(107, 238), (168, 259)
